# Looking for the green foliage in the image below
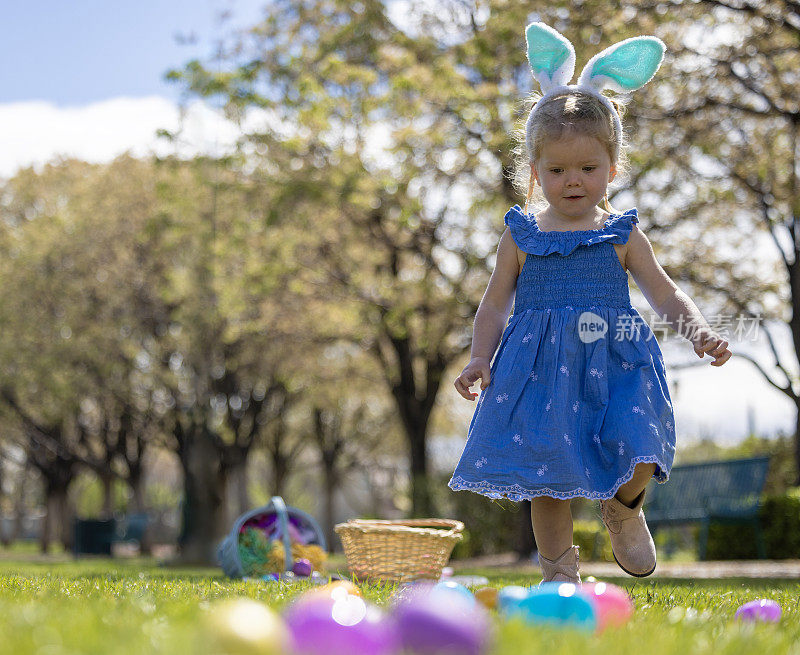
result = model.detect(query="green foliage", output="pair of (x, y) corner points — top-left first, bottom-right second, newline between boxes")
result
(706, 491), (800, 560)
(572, 520), (613, 562)
(448, 494), (523, 560)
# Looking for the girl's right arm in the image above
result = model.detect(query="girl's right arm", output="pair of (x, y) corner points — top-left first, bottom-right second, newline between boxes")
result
(454, 228), (520, 401)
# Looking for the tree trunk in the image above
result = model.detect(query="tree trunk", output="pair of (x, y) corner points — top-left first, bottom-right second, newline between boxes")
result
(226, 459), (250, 522)
(101, 473), (114, 518)
(0, 462), (8, 547)
(176, 427), (228, 565)
(128, 468), (151, 555)
(409, 426), (432, 517)
(321, 464), (337, 552)
(41, 481), (71, 554)
(795, 406), (800, 486)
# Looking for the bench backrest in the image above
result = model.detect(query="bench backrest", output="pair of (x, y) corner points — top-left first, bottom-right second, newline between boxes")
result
(644, 456), (770, 517)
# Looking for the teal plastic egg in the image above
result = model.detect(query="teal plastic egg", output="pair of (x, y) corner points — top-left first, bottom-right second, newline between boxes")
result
(516, 582), (597, 631)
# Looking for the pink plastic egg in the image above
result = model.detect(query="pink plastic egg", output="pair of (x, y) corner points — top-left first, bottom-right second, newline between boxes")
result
(578, 581), (634, 631)
(284, 592), (400, 655)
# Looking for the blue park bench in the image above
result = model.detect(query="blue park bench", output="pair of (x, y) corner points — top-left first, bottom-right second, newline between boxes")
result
(643, 456), (771, 560)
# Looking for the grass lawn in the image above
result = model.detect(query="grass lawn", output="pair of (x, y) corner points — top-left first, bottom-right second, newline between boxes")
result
(0, 554), (798, 654)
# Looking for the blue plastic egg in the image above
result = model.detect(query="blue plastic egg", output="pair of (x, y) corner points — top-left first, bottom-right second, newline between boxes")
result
(433, 580), (476, 606)
(516, 582), (597, 631)
(497, 585), (532, 616)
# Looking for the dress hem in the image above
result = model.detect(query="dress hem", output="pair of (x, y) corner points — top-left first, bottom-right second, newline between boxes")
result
(447, 455), (670, 502)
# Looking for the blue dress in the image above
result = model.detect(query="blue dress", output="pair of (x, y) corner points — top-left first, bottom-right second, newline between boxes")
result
(448, 205), (676, 501)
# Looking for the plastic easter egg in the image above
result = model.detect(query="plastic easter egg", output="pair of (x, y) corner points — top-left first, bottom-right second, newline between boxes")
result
(390, 580), (437, 608)
(497, 585), (531, 616)
(516, 582), (597, 631)
(578, 581), (634, 631)
(284, 593), (400, 655)
(204, 598), (290, 655)
(474, 587), (499, 610)
(433, 580), (476, 605)
(293, 558), (313, 577)
(394, 582), (492, 655)
(734, 599), (782, 623)
(310, 580), (363, 599)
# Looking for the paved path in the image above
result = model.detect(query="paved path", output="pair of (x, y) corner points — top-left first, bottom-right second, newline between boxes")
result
(452, 552), (800, 579)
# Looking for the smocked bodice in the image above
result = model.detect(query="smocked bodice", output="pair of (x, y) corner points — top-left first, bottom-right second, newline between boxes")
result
(504, 204), (639, 312)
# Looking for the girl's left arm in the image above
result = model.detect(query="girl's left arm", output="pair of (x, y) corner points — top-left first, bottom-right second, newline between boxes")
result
(625, 225), (733, 367)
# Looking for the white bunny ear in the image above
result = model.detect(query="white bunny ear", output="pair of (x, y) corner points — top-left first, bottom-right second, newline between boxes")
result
(576, 35), (666, 94)
(525, 23), (576, 94)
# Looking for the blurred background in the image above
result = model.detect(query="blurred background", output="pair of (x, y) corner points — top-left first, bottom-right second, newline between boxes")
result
(0, 0), (798, 565)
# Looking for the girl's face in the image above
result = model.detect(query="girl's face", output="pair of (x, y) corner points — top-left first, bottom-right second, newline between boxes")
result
(530, 133), (617, 221)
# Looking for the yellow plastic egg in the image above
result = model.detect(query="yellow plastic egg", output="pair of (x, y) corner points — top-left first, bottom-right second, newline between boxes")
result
(204, 598), (290, 655)
(474, 586), (499, 609)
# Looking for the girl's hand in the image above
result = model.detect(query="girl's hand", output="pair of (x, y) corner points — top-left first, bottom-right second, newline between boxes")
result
(690, 327), (732, 366)
(454, 357), (491, 401)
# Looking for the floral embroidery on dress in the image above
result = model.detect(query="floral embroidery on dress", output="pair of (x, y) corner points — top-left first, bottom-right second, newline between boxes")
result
(545, 398), (552, 411)
(618, 441), (625, 456)
(589, 367), (604, 378)
(572, 401), (579, 413)
(550, 333), (556, 344)
(475, 457), (488, 468)
(593, 434), (601, 445)
(563, 433), (572, 446)
(530, 371), (538, 381)
(522, 332), (534, 343)
(632, 405), (645, 415)
(621, 360), (633, 370)
(665, 420), (673, 432)
(513, 433), (523, 444)
(585, 468), (591, 478)
(537, 464), (548, 476)
(646, 379), (654, 390)
(560, 364), (569, 376)
(496, 393), (509, 403)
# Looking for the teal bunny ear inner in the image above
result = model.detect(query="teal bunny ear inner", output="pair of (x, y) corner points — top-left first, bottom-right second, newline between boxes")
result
(576, 36), (666, 94)
(525, 22), (576, 93)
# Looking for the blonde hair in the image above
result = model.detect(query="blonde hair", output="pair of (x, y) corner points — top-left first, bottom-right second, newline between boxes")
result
(509, 91), (631, 215)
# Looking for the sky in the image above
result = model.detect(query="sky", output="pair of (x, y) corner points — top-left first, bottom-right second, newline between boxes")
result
(0, 1), (795, 446)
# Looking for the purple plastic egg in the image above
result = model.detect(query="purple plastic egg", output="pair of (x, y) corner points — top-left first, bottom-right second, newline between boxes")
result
(394, 583), (492, 655)
(734, 599), (781, 623)
(390, 580), (437, 608)
(284, 593), (400, 655)
(293, 558), (313, 577)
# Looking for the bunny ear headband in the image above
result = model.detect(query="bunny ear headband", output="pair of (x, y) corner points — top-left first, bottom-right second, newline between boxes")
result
(525, 23), (666, 161)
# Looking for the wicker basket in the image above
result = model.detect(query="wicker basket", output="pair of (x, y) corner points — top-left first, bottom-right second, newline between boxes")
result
(334, 518), (464, 584)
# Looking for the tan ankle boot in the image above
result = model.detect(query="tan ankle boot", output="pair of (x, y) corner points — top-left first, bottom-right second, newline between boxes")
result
(538, 545), (581, 584)
(599, 488), (656, 577)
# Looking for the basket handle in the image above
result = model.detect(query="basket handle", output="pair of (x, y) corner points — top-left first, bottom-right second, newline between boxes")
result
(271, 496), (293, 573)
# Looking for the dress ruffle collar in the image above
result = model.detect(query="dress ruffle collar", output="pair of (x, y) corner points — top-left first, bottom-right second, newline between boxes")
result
(504, 204), (639, 256)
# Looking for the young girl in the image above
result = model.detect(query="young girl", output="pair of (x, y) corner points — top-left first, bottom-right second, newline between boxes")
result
(449, 23), (732, 584)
